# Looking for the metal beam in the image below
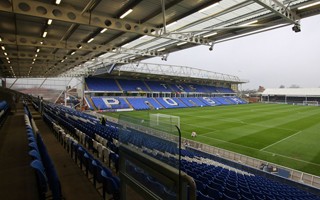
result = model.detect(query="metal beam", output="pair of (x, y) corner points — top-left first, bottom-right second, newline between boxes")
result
(0, 34), (166, 57)
(251, 0), (300, 24)
(0, 0), (160, 36)
(115, 62), (247, 83)
(0, 0), (211, 46)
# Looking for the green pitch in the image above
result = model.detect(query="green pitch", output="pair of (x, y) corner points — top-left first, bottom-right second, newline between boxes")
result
(103, 103), (320, 176)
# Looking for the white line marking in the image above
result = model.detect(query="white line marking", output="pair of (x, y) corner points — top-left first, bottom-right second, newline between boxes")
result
(199, 134), (320, 167)
(199, 135), (260, 151)
(201, 130), (218, 136)
(260, 131), (302, 151)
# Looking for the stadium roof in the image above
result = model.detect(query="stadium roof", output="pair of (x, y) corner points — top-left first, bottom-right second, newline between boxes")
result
(0, 0), (320, 78)
(93, 62), (248, 84)
(262, 88), (320, 96)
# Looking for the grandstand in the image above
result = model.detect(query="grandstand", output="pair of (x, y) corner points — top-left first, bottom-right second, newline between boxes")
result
(1, 0), (320, 200)
(83, 63), (246, 112)
(262, 88), (320, 105)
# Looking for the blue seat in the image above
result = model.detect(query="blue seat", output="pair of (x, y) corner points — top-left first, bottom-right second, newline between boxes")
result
(30, 160), (48, 200)
(109, 152), (119, 172)
(29, 142), (39, 151)
(29, 149), (42, 160)
(101, 170), (114, 199)
(197, 191), (215, 200)
(163, 187), (176, 200)
(195, 180), (207, 194)
(206, 185), (222, 199)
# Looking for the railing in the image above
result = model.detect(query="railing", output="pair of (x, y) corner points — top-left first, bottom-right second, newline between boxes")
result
(119, 143), (196, 200)
(183, 139), (320, 190)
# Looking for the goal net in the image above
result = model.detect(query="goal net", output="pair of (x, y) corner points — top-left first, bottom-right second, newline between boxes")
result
(302, 101), (318, 106)
(150, 113), (180, 133)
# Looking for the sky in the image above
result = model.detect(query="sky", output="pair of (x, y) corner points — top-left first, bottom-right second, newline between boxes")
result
(147, 15), (320, 90)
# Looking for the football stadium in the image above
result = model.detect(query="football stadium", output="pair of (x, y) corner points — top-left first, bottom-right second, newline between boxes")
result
(1, 0), (320, 200)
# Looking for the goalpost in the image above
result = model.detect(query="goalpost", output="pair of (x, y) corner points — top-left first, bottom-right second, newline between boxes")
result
(149, 113), (180, 132)
(302, 101), (319, 106)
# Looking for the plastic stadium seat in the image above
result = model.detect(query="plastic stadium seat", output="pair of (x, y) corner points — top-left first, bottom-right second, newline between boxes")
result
(101, 170), (120, 200)
(29, 149), (42, 161)
(30, 160), (48, 200)
(206, 185), (223, 200)
(197, 191), (215, 200)
(29, 142), (39, 151)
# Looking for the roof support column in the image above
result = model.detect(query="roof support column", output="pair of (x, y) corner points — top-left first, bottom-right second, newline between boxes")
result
(161, 0), (167, 34)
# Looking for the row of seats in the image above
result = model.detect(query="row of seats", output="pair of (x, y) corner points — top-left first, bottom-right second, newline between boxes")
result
(91, 96), (247, 110)
(120, 127), (320, 200)
(43, 111), (121, 200)
(38, 98), (319, 200)
(42, 104), (120, 172)
(24, 104), (62, 200)
(85, 77), (235, 93)
(0, 100), (9, 126)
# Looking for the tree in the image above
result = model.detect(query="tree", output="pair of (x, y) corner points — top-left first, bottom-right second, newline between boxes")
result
(279, 85), (285, 88)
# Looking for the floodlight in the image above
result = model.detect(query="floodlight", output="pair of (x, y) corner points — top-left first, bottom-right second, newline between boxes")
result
(100, 28), (107, 33)
(209, 42), (214, 51)
(87, 38), (94, 43)
(42, 31), (48, 38)
(120, 9), (133, 19)
(292, 24), (301, 32)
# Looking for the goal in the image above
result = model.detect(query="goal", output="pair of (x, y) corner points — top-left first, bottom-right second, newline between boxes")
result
(302, 101), (319, 106)
(149, 113), (180, 132)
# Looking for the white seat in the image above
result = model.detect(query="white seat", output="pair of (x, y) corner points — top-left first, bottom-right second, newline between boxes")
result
(102, 147), (111, 163)
(101, 138), (107, 147)
(97, 143), (103, 158)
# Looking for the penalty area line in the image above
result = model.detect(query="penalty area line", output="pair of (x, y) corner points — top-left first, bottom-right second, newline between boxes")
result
(260, 131), (302, 151)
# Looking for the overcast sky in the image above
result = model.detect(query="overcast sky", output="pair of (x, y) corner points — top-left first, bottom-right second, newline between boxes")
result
(147, 15), (320, 90)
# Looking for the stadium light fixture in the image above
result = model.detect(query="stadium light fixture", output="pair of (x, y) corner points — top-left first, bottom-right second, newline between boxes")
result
(161, 54), (169, 61)
(139, 35), (148, 40)
(1, 46), (5, 50)
(292, 24), (301, 32)
(4, 52), (7, 56)
(78, 45), (83, 49)
(8, 60), (10, 64)
(166, 21), (177, 28)
(35, 54), (38, 57)
(177, 41), (187, 46)
(87, 38), (94, 43)
(42, 31), (48, 38)
(298, 1), (320, 10)
(36, 48), (40, 53)
(0, 37), (2, 42)
(203, 32), (217, 38)
(120, 9), (133, 19)
(71, 51), (76, 55)
(47, 19), (53, 25)
(199, 2), (219, 13)
(55, 0), (61, 5)
(209, 42), (214, 51)
(100, 28), (107, 33)
(6, 57), (9, 60)
(240, 20), (258, 27)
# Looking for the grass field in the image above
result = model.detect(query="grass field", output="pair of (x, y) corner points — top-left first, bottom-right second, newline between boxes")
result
(103, 103), (320, 176)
